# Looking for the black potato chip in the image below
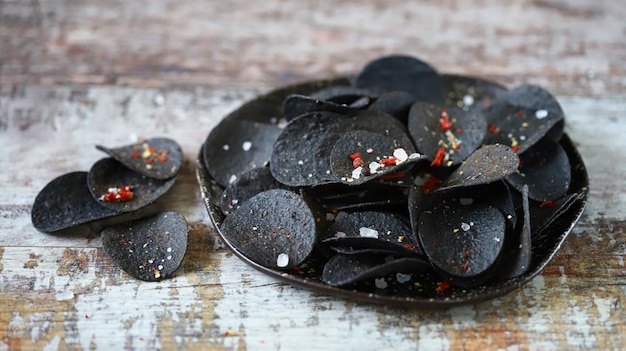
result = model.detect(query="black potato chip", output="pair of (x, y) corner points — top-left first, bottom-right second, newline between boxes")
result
(221, 166), (293, 216)
(31, 171), (121, 233)
(322, 253), (431, 287)
(96, 137), (183, 180)
(505, 137), (571, 202)
(101, 211), (188, 281)
(438, 144), (520, 191)
(88, 158), (176, 212)
(408, 102), (487, 167)
(354, 55), (445, 104)
(221, 189), (317, 270)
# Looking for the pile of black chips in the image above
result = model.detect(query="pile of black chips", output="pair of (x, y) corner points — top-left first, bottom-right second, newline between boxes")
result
(32, 138), (188, 281)
(200, 55), (589, 304)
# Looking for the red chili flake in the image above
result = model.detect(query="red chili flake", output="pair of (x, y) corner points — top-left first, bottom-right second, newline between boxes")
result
(352, 157), (364, 168)
(462, 262), (469, 271)
(435, 281), (451, 293)
(540, 201), (555, 208)
(483, 99), (491, 108)
(421, 175), (441, 195)
(463, 249), (471, 257)
(404, 243), (416, 249)
(379, 172), (405, 180)
(349, 152), (361, 160)
(157, 156), (167, 162)
(100, 185), (134, 202)
(144, 157), (155, 163)
(131, 151), (141, 158)
(454, 144), (461, 151)
(291, 266), (301, 272)
(514, 110), (524, 117)
(488, 123), (499, 135)
(440, 109), (452, 131)
(511, 145), (520, 153)
(430, 147), (446, 167)
(381, 157), (398, 166)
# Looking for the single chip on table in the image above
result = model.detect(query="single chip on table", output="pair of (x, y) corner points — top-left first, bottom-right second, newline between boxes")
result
(330, 130), (421, 185)
(95, 137), (183, 180)
(418, 201), (506, 287)
(438, 144), (520, 191)
(31, 171), (121, 233)
(101, 211), (188, 281)
(220, 189), (317, 270)
(322, 253), (431, 287)
(353, 55), (445, 105)
(408, 102), (487, 167)
(505, 137), (571, 202)
(220, 166), (292, 216)
(321, 210), (423, 257)
(88, 158), (176, 212)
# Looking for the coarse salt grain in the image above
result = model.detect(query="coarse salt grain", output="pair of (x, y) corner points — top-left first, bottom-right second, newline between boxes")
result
(461, 222), (471, 231)
(393, 148), (409, 163)
(463, 94), (475, 106)
(335, 231), (347, 238)
(242, 141), (252, 151)
(396, 273), (412, 283)
(276, 253), (289, 267)
(359, 227), (379, 238)
(535, 109), (549, 119)
(374, 278), (388, 289)
(369, 161), (381, 174)
(352, 166), (363, 179)
(223, 144), (230, 151)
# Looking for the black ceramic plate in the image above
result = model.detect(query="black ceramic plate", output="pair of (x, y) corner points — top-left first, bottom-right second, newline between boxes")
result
(196, 76), (589, 308)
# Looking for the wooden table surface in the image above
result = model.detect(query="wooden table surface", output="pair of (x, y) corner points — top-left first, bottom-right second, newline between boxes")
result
(1, 1), (625, 350)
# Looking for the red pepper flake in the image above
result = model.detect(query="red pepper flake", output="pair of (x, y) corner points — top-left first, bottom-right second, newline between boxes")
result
(131, 151), (141, 158)
(350, 151), (364, 168)
(440, 109), (452, 131)
(514, 110), (524, 117)
(430, 147), (446, 167)
(540, 201), (555, 208)
(291, 266), (301, 272)
(511, 145), (520, 153)
(404, 243), (416, 249)
(421, 175), (441, 195)
(349, 152), (361, 160)
(157, 156), (168, 162)
(100, 185), (134, 202)
(462, 262), (469, 271)
(381, 157), (398, 166)
(435, 281), (451, 293)
(488, 123), (499, 135)
(463, 249), (471, 257)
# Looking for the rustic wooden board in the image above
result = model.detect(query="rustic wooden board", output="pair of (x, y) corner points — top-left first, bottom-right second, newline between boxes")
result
(1, 0), (626, 350)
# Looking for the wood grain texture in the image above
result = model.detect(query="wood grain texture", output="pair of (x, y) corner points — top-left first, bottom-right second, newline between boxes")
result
(1, 0), (625, 350)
